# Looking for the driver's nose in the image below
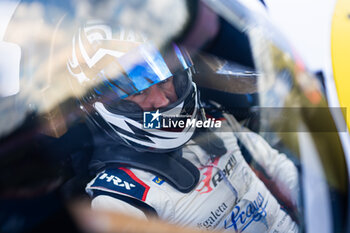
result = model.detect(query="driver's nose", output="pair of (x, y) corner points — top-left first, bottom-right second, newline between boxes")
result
(145, 84), (170, 110)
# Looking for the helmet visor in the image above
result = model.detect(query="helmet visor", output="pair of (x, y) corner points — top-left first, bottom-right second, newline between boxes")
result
(93, 43), (192, 102)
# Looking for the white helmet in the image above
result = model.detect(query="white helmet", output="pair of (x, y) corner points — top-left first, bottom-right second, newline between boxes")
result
(67, 21), (199, 153)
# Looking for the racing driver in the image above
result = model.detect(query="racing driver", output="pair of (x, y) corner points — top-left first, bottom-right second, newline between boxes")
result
(67, 22), (300, 232)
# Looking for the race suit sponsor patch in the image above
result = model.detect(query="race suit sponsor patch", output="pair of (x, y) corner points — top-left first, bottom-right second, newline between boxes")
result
(152, 176), (164, 185)
(197, 153), (237, 194)
(224, 192), (269, 232)
(89, 168), (150, 201)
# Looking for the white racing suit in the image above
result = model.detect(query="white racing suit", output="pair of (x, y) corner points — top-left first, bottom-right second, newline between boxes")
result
(86, 117), (299, 233)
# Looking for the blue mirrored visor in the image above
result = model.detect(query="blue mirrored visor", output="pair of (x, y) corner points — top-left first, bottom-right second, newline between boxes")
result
(94, 43), (192, 101)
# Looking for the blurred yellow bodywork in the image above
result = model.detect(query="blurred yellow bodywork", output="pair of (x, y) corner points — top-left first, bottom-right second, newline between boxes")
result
(331, 0), (350, 131)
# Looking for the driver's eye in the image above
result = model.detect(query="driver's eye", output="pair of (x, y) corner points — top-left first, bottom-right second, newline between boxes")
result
(134, 90), (145, 96)
(159, 79), (170, 85)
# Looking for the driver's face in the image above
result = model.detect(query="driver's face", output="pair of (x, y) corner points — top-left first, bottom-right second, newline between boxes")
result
(125, 77), (178, 111)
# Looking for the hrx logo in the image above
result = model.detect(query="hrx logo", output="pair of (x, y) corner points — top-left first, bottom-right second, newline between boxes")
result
(99, 173), (136, 190)
(143, 110), (161, 129)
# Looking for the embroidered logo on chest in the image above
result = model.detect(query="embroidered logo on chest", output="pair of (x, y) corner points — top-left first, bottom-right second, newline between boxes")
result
(99, 173), (136, 190)
(196, 154), (237, 194)
(224, 192), (269, 232)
